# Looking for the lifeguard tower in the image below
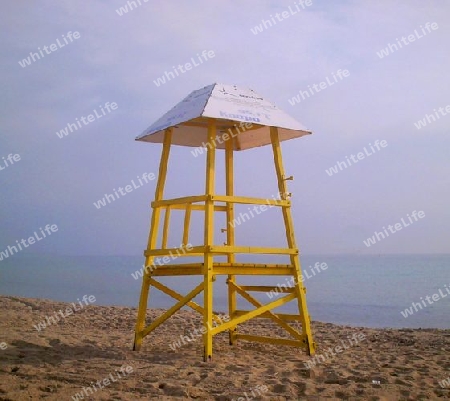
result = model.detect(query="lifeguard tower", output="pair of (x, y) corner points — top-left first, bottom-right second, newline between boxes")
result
(133, 83), (316, 361)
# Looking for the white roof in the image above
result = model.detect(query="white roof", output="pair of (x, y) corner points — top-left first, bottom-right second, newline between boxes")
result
(136, 83), (312, 150)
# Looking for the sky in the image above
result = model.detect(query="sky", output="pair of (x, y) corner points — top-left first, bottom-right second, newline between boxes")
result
(1, 0), (449, 257)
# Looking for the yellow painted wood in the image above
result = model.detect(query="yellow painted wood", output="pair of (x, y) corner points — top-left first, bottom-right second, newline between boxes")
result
(211, 293), (296, 335)
(134, 122), (315, 359)
(162, 206), (171, 249)
(133, 275), (150, 351)
(149, 278), (202, 311)
(270, 127), (315, 355)
(146, 245), (297, 257)
(230, 282), (302, 340)
(151, 265), (294, 276)
(152, 195), (207, 207)
(209, 245), (298, 255)
(225, 135), (237, 345)
(214, 262), (292, 268)
(182, 204), (192, 246)
(144, 247), (200, 257)
(233, 310), (301, 321)
(167, 204), (227, 212)
(134, 128), (172, 351)
(149, 262), (292, 268)
(148, 262), (294, 276)
(154, 197), (257, 212)
(148, 278), (222, 324)
(213, 195), (289, 207)
(141, 282), (204, 337)
(203, 120), (216, 361)
(213, 266), (294, 275)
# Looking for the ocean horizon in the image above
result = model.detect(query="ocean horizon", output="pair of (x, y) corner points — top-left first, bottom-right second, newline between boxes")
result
(1, 253), (448, 330)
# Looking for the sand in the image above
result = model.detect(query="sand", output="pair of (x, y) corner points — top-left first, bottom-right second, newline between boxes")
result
(0, 295), (449, 400)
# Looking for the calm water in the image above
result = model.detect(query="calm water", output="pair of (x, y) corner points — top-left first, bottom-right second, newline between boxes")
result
(0, 254), (448, 329)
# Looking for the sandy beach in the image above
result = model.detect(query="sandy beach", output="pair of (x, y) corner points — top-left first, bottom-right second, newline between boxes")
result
(0, 295), (449, 400)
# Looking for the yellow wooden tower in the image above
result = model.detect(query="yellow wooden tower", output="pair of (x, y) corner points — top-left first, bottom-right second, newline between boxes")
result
(133, 84), (316, 361)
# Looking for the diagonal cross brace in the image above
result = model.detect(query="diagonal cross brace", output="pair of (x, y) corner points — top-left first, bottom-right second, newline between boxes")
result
(229, 282), (303, 340)
(148, 278), (223, 324)
(211, 290), (296, 336)
(141, 281), (204, 337)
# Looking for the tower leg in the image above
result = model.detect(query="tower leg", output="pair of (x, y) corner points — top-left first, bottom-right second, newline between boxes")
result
(133, 128), (172, 351)
(133, 273), (150, 350)
(203, 120), (216, 361)
(203, 255), (214, 361)
(225, 134), (237, 345)
(270, 127), (315, 355)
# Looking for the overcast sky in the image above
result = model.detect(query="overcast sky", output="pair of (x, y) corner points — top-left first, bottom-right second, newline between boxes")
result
(1, 0), (449, 256)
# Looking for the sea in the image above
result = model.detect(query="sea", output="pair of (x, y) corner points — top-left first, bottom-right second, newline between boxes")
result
(0, 253), (448, 329)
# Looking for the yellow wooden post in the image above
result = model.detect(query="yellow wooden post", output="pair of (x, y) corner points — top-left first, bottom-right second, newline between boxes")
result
(203, 120), (216, 361)
(182, 203), (192, 246)
(134, 128), (172, 351)
(270, 127), (315, 355)
(162, 206), (171, 249)
(225, 132), (237, 345)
